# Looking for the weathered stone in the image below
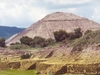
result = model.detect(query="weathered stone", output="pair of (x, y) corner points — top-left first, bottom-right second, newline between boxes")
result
(0, 62), (20, 70)
(6, 12), (100, 46)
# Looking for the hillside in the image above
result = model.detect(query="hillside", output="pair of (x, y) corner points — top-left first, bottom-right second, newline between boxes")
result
(1, 29), (100, 75)
(0, 26), (25, 39)
(6, 12), (100, 45)
(70, 30), (100, 47)
(31, 29), (100, 62)
(29, 29), (100, 75)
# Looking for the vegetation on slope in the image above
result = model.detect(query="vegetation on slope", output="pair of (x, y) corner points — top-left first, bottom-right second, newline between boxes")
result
(0, 38), (5, 47)
(70, 29), (100, 47)
(53, 28), (82, 42)
(9, 28), (82, 50)
(9, 43), (32, 50)
(3, 27), (100, 52)
(11, 36), (56, 49)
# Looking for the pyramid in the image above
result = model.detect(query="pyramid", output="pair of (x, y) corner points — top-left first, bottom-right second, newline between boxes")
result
(6, 12), (100, 46)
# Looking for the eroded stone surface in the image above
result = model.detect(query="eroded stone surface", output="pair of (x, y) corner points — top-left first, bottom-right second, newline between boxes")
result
(6, 12), (100, 46)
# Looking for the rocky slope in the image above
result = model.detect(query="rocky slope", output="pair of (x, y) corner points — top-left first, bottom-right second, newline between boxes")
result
(2, 29), (100, 75)
(1, 44), (100, 75)
(6, 12), (100, 46)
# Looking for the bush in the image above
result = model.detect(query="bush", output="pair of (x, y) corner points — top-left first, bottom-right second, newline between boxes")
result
(74, 28), (82, 38)
(46, 38), (56, 45)
(0, 38), (5, 47)
(68, 32), (75, 40)
(53, 28), (82, 42)
(53, 30), (68, 42)
(40, 41), (49, 48)
(30, 40), (36, 47)
(33, 36), (45, 46)
(68, 28), (82, 40)
(84, 29), (92, 35)
(21, 53), (31, 59)
(70, 30), (100, 47)
(10, 42), (20, 45)
(33, 38), (56, 48)
(10, 43), (15, 45)
(20, 36), (56, 48)
(9, 43), (32, 50)
(20, 36), (33, 45)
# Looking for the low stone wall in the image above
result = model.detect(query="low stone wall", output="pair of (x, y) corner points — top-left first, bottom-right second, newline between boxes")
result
(20, 60), (36, 70)
(36, 63), (66, 75)
(0, 60), (100, 75)
(0, 62), (20, 70)
(36, 63), (100, 75)
(0, 59), (46, 71)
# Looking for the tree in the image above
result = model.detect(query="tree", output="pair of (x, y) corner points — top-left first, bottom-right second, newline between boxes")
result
(20, 36), (33, 45)
(74, 28), (82, 38)
(68, 32), (75, 40)
(33, 36), (45, 46)
(53, 30), (68, 42)
(0, 38), (5, 47)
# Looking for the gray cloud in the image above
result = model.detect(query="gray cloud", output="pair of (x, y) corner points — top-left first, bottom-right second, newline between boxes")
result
(0, 0), (100, 28)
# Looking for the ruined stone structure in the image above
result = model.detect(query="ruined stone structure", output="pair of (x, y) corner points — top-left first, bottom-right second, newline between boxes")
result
(6, 12), (100, 45)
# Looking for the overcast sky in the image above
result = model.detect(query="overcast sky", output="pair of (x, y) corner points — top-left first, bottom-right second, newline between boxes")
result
(0, 0), (100, 28)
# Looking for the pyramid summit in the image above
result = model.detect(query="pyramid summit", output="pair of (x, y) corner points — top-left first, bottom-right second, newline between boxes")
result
(41, 12), (84, 21)
(6, 12), (100, 45)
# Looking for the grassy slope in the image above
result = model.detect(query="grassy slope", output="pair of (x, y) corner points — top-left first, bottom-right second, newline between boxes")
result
(0, 70), (35, 75)
(70, 30), (100, 47)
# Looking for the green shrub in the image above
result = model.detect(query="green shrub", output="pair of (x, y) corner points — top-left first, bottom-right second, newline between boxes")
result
(53, 28), (82, 42)
(9, 43), (32, 50)
(21, 53), (31, 59)
(53, 30), (68, 42)
(74, 28), (82, 38)
(40, 41), (49, 48)
(33, 38), (56, 48)
(70, 30), (100, 47)
(20, 36), (33, 45)
(0, 38), (5, 47)
(46, 38), (56, 45)
(84, 29), (92, 35)
(68, 32), (75, 40)
(19, 36), (56, 48)
(33, 36), (45, 46)
(30, 40), (36, 47)
(10, 43), (15, 45)
(10, 42), (20, 45)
